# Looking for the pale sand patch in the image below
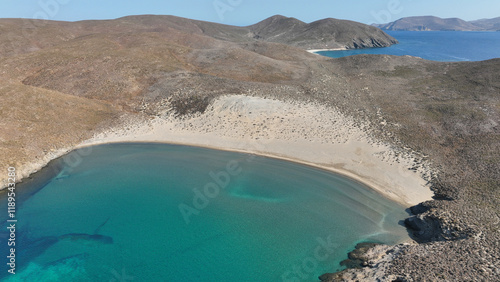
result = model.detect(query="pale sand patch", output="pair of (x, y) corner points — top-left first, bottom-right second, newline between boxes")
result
(79, 95), (434, 207)
(307, 47), (348, 53)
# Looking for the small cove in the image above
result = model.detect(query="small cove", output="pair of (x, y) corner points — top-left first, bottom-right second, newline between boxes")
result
(0, 143), (410, 281)
(318, 31), (500, 62)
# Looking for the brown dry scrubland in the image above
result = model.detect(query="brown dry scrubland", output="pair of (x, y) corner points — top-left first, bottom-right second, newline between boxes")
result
(0, 15), (498, 281)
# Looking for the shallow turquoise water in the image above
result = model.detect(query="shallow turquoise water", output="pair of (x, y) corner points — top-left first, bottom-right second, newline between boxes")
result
(319, 31), (500, 62)
(1, 143), (409, 281)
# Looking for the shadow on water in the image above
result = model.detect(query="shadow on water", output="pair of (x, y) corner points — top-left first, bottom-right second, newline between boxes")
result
(0, 156), (66, 223)
(0, 216), (112, 279)
(396, 207), (417, 241)
(0, 151), (110, 277)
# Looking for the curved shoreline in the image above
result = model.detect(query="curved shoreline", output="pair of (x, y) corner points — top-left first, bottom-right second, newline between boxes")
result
(1, 94), (434, 280)
(1, 141), (413, 281)
(80, 95), (434, 207)
(74, 140), (411, 207)
(3, 95), (434, 208)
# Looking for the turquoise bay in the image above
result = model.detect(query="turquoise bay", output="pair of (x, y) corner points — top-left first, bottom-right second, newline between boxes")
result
(319, 31), (500, 62)
(1, 143), (409, 281)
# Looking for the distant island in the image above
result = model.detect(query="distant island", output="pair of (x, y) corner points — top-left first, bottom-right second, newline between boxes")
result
(374, 15), (500, 31)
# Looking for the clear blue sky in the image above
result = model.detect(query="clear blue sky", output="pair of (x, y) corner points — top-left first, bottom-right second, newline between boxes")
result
(1, 0), (498, 25)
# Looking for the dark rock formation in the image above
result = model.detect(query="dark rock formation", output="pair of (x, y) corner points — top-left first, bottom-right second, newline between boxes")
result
(339, 242), (380, 269)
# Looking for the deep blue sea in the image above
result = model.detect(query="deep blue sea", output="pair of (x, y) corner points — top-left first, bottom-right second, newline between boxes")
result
(0, 144), (409, 281)
(318, 31), (500, 62)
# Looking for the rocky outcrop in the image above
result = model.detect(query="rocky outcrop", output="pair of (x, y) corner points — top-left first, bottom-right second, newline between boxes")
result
(319, 243), (406, 282)
(339, 242), (381, 269)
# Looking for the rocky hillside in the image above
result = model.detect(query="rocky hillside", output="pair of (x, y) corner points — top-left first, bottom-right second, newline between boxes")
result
(248, 15), (398, 49)
(374, 15), (496, 31)
(0, 14), (397, 60)
(117, 14), (399, 49)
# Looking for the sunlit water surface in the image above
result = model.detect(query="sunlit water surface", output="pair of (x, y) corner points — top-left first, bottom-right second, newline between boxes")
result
(0, 143), (409, 281)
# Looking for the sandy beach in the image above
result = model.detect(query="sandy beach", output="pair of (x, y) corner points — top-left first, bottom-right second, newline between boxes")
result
(3, 95), (434, 207)
(69, 95), (434, 207)
(307, 47), (348, 53)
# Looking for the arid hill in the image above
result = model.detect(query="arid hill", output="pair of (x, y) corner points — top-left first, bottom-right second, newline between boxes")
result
(248, 15), (398, 49)
(0, 15), (498, 281)
(470, 16), (500, 31)
(374, 15), (500, 31)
